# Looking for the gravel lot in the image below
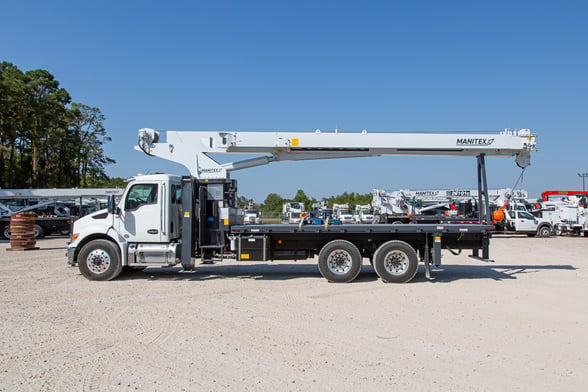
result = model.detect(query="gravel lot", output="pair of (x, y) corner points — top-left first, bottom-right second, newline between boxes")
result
(1, 235), (587, 391)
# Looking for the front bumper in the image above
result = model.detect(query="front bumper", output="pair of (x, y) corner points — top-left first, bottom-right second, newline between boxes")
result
(66, 246), (76, 266)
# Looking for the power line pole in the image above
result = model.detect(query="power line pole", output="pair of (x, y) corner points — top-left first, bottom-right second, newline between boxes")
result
(579, 172), (588, 191)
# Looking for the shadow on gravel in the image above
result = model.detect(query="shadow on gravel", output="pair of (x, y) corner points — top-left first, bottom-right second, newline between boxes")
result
(116, 263), (378, 282)
(412, 263), (577, 283)
(117, 263), (321, 282)
(113, 262), (575, 283)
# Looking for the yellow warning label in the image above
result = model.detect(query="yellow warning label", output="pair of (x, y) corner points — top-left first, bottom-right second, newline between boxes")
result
(291, 138), (299, 147)
(223, 218), (229, 226)
(241, 253), (250, 260)
(435, 236), (441, 241)
(184, 212), (190, 217)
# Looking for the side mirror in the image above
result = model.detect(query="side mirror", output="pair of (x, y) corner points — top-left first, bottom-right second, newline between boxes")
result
(107, 195), (117, 214)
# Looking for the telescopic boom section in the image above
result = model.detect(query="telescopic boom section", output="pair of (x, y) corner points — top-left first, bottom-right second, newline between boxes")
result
(136, 128), (537, 179)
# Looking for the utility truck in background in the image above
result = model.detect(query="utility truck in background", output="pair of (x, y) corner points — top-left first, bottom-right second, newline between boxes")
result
(282, 201), (305, 224)
(533, 196), (588, 236)
(489, 191), (554, 237)
(354, 204), (374, 224)
(371, 188), (529, 224)
(332, 203), (354, 224)
(243, 208), (260, 224)
(67, 127), (537, 283)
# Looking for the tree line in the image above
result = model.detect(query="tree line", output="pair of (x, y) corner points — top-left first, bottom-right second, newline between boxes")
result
(238, 189), (373, 216)
(0, 61), (115, 189)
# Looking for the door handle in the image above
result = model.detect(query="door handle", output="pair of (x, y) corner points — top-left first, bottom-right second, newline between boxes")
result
(147, 229), (159, 234)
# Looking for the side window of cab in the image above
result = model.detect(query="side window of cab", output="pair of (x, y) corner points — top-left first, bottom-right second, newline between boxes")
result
(125, 184), (158, 210)
(518, 211), (534, 220)
(171, 184), (182, 205)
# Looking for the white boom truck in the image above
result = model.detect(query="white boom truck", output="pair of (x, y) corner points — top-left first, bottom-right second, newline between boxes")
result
(544, 199), (588, 236)
(67, 128), (536, 283)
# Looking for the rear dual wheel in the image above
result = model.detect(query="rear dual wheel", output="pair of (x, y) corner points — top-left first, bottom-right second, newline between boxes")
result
(318, 240), (362, 283)
(372, 240), (419, 283)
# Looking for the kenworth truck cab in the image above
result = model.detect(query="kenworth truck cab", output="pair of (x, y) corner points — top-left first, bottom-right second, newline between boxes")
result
(67, 175), (186, 276)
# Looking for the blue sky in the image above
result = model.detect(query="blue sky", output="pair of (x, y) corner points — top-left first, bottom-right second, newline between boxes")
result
(2, 0), (587, 202)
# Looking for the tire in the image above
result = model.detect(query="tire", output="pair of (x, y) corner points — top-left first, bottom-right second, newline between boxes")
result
(77, 239), (122, 281)
(317, 240), (362, 283)
(537, 225), (551, 238)
(1, 225), (11, 240)
(372, 240), (419, 283)
(33, 224), (45, 239)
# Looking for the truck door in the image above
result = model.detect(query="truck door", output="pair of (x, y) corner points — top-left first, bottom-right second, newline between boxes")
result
(117, 182), (162, 243)
(515, 211), (537, 232)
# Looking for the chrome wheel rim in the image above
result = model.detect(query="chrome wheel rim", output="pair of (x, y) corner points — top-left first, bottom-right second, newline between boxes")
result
(86, 249), (111, 274)
(383, 250), (409, 275)
(327, 250), (352, 275)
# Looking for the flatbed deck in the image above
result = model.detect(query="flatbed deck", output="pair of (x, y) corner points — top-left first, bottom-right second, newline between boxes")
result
(231, 223), (493, 234)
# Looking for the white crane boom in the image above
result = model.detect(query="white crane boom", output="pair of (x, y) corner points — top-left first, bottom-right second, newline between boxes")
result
(136, 128), (537, 179)
(0, 188), (123, 199)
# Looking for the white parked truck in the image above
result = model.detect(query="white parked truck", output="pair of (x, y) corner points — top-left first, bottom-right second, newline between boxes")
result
(491, 198), (553, 237)
(354, 204), (374, 224)
(536, 197), (587, 236)
(282, 202), (304, 224)
(332, 203), (354, 224)
(536, 191), (588, 236)
(244, 208), (260, 224)
(67, 127), (537, 283)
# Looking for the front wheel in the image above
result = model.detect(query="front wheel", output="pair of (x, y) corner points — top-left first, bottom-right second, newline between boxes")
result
(318, 240), (362, 283)
(372, 240), (419, 283)
(78, 239), (122, 281)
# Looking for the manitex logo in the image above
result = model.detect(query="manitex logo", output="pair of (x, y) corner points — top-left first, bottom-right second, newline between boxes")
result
(456, 138), (495, 146)
(198, 167), (223, 175)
